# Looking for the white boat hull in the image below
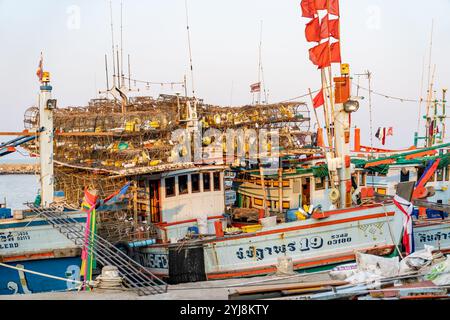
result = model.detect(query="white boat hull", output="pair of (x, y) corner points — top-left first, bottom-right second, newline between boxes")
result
(139, 203), (404, 280)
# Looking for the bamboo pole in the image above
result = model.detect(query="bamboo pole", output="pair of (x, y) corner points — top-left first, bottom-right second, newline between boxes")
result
(259, 166), (269, 218)
(278, 168), (283, 215)
(308, 88), (321, 129)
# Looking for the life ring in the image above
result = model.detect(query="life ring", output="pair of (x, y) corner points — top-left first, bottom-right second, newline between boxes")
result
(329, 188), (340, 203)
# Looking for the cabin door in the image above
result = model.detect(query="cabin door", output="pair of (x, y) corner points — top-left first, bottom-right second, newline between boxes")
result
(149, 180), (161, 223)
(301, 178), (311, 207)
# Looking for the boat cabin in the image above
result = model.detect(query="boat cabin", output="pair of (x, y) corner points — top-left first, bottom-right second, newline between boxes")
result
(135, 165), (226, 242)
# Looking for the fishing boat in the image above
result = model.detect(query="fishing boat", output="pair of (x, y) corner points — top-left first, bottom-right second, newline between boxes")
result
(0, 72), (89, 295)
(0, 209), (85, 295)
(131, 65), (408, 283)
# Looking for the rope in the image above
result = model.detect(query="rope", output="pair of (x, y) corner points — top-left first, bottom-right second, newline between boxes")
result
(381, 202), (404, 259)
(0, 262), (83, 285)
(354, 83), (443, 105)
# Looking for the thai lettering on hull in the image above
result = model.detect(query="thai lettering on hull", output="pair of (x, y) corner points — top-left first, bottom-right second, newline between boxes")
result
(235, 233), (352, 261)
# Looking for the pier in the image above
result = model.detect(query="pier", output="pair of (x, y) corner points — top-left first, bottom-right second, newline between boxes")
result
(0, 163), (38, 175)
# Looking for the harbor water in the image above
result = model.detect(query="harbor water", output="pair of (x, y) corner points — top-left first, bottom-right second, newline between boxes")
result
(0, 174), (39, 209)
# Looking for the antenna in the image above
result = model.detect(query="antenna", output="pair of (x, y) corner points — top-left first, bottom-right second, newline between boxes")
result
(109, 0), (116, 88)
(120, 1), (124, 87)
(105, 54), (110, 94)
(185, 0), (195, 97)
(128, 54), (131, 91)
(258, 21), (263, 104)
(116, 46), (121, 88)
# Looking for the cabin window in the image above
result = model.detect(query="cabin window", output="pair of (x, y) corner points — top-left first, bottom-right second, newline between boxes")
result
(203, 172), (211, 192)
(400, 169), (410, 182)
(377, 188), (387, 195)
(282, 201), (290, 209)
(165, 177), (175, 197)
(191, 174), (200, 193)
(436, 168), (444, 182)
(213, 172), (221, 191)
(178, 175), (189, 195)
(314, 177), (325, 190)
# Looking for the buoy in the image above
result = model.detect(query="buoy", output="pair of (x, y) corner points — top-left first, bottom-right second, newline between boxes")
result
(329, 188), (340, 203)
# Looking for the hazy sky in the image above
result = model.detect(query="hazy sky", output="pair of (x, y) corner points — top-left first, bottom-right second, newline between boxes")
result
(0, 0), (449, 152)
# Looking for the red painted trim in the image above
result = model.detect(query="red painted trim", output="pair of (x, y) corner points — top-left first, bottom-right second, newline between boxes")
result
(2, 252), (55, 263)
(206, 245), (395, 280)
(157, 215), (224, 228)
(206, 211), (396, 244)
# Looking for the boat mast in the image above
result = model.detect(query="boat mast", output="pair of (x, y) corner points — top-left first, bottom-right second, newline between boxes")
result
(38, 70), (55, 207)
(109, 0), (116, 89)
(185, 0), (196, 98)
(425, 20), (434, 147)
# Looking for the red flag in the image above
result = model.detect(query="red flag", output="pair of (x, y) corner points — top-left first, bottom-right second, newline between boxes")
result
(330, 41), (341, 63)
(314, 0), (327, 10)
(309, 41), (330, 69)
(329, 0), (340, 16)
(329, 19), (340, 39)
(320, 15), (329, 39)
(300, 0), (316, 18)
(313, 89), (325, 108)
(305, 17), (320, 42)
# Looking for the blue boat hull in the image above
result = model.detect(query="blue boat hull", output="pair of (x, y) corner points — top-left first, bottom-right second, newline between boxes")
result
(0, 257), (81, 295)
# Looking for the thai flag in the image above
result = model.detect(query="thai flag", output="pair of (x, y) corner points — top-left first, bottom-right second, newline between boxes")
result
(393, 194), (414, 255)
(250, 82), (261, 93)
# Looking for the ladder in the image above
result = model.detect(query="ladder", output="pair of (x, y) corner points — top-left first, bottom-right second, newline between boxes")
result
(29, 205), (168, 295)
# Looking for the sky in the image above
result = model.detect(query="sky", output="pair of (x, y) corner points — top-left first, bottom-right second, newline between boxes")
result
(0, 0), (449, 157)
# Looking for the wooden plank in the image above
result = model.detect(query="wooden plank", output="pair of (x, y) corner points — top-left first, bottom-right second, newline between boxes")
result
(232, 280), (348, 296)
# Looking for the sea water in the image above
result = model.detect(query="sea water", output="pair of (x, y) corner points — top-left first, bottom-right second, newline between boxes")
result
(0, 175), (39, 209)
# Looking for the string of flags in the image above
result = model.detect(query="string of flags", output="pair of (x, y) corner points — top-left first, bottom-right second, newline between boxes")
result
(300, 0), (342, 109)
(375, 127), (394, 145)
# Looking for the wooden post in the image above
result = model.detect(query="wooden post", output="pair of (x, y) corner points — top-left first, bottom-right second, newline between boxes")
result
(133, 180), (138, 236)
(259, 166), (269, 218)
(278, 168), (283, 215)
(354, 127), (361, 152)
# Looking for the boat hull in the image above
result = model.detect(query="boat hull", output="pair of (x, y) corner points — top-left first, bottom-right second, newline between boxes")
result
(138, 204), (404, 282)
(0, 212), (85, 295)
(414, 219), (450, 253)
(0, 257), (81, 295)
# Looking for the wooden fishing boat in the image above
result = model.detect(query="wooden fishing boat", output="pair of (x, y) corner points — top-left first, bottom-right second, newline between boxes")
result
(0, 210), (85, 295)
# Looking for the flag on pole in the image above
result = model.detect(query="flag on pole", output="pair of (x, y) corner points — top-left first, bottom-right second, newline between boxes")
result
(305, 17), (321, 42)
(329, 0), (340, 16)
(36, 53), (43, 83)
(300, 0), (317, 18)
(320, 14), (329, 39)
(314, 0), (327, 10)
(330, 41), (342, 63)
(250, 82), (261, 93)
(329, 19), (340, 39)
(309, 41), (330, 69)
(393, 195), (414, 255)
(313, 89), (325, 108)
